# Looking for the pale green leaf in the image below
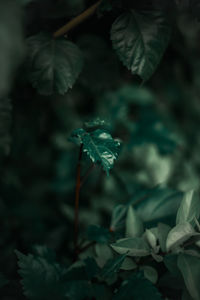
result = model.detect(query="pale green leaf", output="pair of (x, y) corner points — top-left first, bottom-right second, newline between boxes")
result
(111, 237), (150, 257)
(111, 10), (171, 81)
(145, 229), (157, 250)
(166, 222), (198, 252)
(120, 257), (137, 271)
(176, 189), (200, 225)
(125, 205), (144, 238)
(27, 32), (83, 95)
(178, 254), (200, 300)
(157, 223), (171, 252)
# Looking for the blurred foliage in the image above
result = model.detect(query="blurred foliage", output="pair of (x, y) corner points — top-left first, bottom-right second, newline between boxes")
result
(0, 0), (200, 299)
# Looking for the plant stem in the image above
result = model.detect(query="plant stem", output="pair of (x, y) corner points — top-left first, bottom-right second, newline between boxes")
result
(74, 144), (83, 260)
(53, 0), (101, 38)
(80, 164), (95, 187)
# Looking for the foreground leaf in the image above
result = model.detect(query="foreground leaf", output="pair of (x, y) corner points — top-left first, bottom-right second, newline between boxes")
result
(15, 250), (66, 300)
(113, 272), (162, 300)
(111, 10), (171, 81)
(27, 32), (83, 95)
(70, 128), (121, 175)
(178, 254), (200, 300)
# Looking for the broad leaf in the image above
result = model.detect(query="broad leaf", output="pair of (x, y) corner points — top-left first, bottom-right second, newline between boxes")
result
(145, 229), (157, 250)
(176, 189), (200, 225)
(15, 250), (66, 300)
(166, 222), (198, 252)
(140, 265), (158, 284)
(27, 32), (83, 95)
(178, 254), (200, 300)
(125, 205), (144, 238)
(99, 254), (126, 280)
(113, 272), (162, 300)
(111, 10), (171, 81)
(120, 257), (137, 271)
(0, 0), (24, 97)
(110, 204), (127, 232)
(111, 237), (150, 257)
(70, 128), (121, 175)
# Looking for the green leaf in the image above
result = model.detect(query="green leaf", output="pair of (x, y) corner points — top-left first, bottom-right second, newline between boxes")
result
(110, 204), (127, 232)
(176, 189), (200, 225)
(70, 128), (121, 175)
(166, 222), (198, 252)
(140, 265), (158, 284)
(178, 254), (200, 300)
(95, 244), (113, 268)
(99, 253), (126, 280)
(157, 223), (171, 252)
(27, 32), (83, 95)
(87, 225), (111, 243)
(0, 0), (24, 97)
(111, 237), (150, 257)
(15, 250), (66, 300)
(113, 272), (162, 300)
(125, 205), (144, 238)
(120, 257), (137, 271)
(111, 10), (171, 81)
(145, 229), (157, 250)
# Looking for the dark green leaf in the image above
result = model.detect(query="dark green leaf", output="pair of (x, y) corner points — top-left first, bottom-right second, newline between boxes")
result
(0, 98), (12, 155)
(87, 225), (111, 243)
(15, 250), (66, 300)
(0, 0), (24, 97)
(157, 223), (171, 252)
(113, 272), (162, 300)
(0, 272), (8, 289)
(70, 128), (121, 175)
(27, 32), (83, 95)
(111, 10), (171, 81)
(99, 253), (126, 279)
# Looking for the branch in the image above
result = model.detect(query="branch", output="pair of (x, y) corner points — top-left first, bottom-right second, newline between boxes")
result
(53, 1), (101, 38)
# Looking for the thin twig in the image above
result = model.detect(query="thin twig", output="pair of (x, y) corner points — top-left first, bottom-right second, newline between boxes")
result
(80, 164), (95, 187)
(53, 0), (101, 38)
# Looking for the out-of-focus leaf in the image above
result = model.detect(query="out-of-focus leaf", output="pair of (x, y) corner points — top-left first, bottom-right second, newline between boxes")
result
(27, 32), (83, 95)
(140, 265), (158, 284)
(178, 254), (200, 300)
(111, 237), (150, 257)
(125, 205), (144, 238)
(157, 223), (171, 252)
(0, 0), (24, 97)
(0, 98), (12, 155)
(0, 272), (8, 289)
(166, 222), (198, 251)
(120, 257), (137, 271)
(176, 189), (200, 225)
(86, 225), (111, 243)
(99, 253), (126, 280)
(111, 10), (171, 81)
(113, 272), (162, 300)
(15, 249), (67, 300)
